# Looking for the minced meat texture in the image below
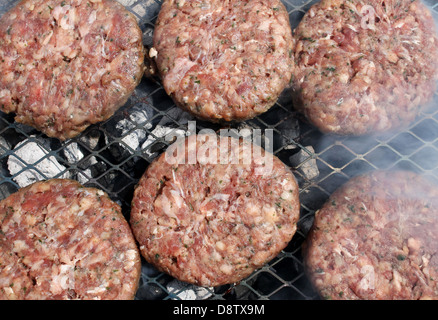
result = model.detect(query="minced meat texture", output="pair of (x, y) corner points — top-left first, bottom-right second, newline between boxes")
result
(0, 0), (145, 140)
(304, 170), (438, 300)
(0, 179), (141, 300)
(130, 134), (300, 287)
(152, 0), (294, 122)
(291, 0), (438, 135)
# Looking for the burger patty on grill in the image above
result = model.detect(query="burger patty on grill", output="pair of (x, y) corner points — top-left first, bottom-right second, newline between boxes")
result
(0, 179), (141, 300)
(152, 0), (294, 122)
(0, 0), (145, 140)
(291, 0), (438, 135)
(304, 170), (438, 300)
(130, 134), (300, 287)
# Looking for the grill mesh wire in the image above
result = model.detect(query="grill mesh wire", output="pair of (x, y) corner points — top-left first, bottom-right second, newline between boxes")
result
(0, 0), (438, 300)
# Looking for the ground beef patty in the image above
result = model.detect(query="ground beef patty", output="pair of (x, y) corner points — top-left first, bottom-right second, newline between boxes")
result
(0, 0), (145, 140)
(304, 170), (438, 300)
(130, 134), (300, 287)
(291, 0), (438, 135)
(0, 179), (141, 300)
(152, 0), (294, 122)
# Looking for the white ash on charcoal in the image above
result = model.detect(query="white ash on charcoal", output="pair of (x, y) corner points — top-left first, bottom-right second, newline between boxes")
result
(59, 141), (109, 186)
(77, 129), (102, 151)
(128, 103), (155, 127)
(67, 148), (133, 197)
(0, 136), (10, 182)
(117, 0), (137, 7)
(62, 142), (84, 164)
(121, 126), (149, 152)
(104, 104), (154, 162)
(141, 125), (187, 159)
(7, 136), (70, 187)
(76, 169), (93, 185)
(115, 104), (153, 139)
(140, 107), (192, 158)
(289, 146), (319, 180)
(117, 127), (147, 152)
(76, 155), (115, 186)
(166, 279), (213, 300)
(75, 156), (103, 185)
(0, 135), (10, 158)
(0, 136), (13, 200)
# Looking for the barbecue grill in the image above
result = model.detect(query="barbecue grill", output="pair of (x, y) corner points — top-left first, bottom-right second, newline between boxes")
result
(0, 0), (437, 300)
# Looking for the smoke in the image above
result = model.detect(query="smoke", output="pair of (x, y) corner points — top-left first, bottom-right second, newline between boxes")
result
(0, 0), (16, 17)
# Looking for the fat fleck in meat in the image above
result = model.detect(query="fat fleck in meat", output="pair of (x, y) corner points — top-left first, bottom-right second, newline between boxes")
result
(152, 0), (294, 122)
(291, 0), (438, 135)
(0, 0), (145, 140)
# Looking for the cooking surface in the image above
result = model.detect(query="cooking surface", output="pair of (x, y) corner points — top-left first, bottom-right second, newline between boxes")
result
(1, 0), (438, 300)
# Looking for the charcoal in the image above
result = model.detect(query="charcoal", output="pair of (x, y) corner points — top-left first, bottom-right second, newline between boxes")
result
(141, 125), (187, 159)
(76, 156), (107, 185)
(7, 136), (70, 187)
(0, 135), (10, 158)
(0, 181), (16, 201)
(158, 107), (195, 127)
(104, 104), (154, 163)
(63, 142), (84, 164)
(135, 283), (168, 300)
(14, 123), (37, 135)
(289, 146), (319, 180)
(117, 0), (137, 6)
(297, 213), (315, 236)
(0, 136), (13, 199)
(78, 129), (102, 151)
(166, 279), (213, 300)
(76, 168), (93, 185)
(139, 108), (194, 158)
(277, 118), (300, 150)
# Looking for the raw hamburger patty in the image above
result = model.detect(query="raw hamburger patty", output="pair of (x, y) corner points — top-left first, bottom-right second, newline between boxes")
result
(0, 179), (141, 300)
(291, 0), (438, 135)
(304, 170), (438, 300)
(130, 134), (300, 287)
(0, 0), (145, 140)
(152, 0), (294, 122)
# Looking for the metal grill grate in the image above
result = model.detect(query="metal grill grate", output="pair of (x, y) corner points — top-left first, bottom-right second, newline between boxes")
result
(1, 0), (438, 300)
